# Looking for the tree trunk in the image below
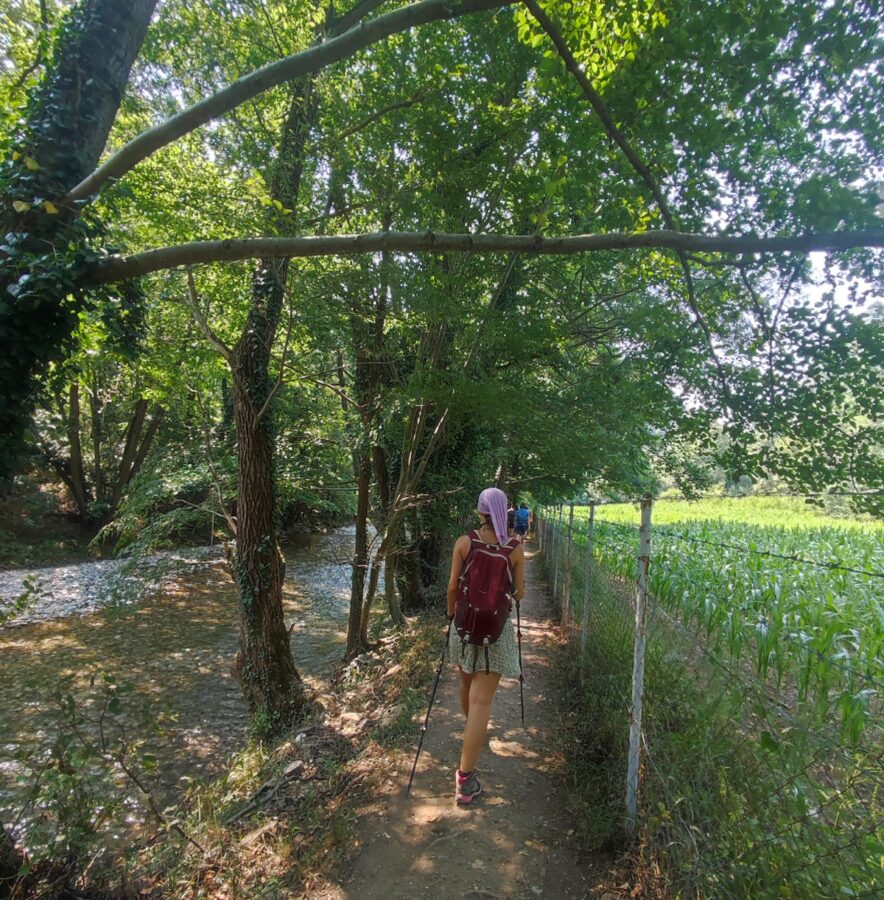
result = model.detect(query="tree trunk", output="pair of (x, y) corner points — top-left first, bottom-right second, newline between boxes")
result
(129, 406), (165, 482)
(225, 64), (317, 721)
(0, 0), (159, 477)
(396, 511), (426, 613)
(66, 381), (89, 521)
(348, 228), (402, 649)
(346, 451), (372, 659)
(108, 397), (148, 513)
(358, 512), (402, 646)
(28, 0), (159, 188)
(419, 529), (445, 592)
(89, 373), (105, 503)
(385, 551), (402, 622)
(359, 536), (386, 646)
(230, 280), (307, 723)
(372, 444), (391, 512)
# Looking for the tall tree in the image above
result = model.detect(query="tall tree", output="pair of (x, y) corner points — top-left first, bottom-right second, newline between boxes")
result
(0, 0), (158, 475)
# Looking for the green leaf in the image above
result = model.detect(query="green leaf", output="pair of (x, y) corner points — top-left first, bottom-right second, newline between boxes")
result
(759, 731), (779, 752)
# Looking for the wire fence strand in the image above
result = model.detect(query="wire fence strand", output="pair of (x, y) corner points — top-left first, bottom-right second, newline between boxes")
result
(536, 507), (882, 898)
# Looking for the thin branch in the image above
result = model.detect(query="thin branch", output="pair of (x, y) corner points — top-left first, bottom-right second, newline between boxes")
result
(257, 0), (287, 58)
(286, 369), (361, 408)
(93, 228), (884, 281)
(255, 295), (298, 421)
(9, 0), (50, 93)
(522, 0), (669, 218)
(331, 0), (390, 34)
(193, 386), (237, 537)
(9, 57), (43, 93)
(333, 89), (427, 142)
(184, 269), (234, 364)
(522, 0), (729, 397)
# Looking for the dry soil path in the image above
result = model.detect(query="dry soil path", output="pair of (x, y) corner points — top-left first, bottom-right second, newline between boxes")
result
(318, 549), (601, 899)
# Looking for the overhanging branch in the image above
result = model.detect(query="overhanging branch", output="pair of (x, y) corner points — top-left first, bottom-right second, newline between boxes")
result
(91, 229), (884, 282)
(63, 0), (511, 203)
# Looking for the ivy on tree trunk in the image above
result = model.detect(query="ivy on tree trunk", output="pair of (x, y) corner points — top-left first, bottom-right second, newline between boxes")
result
(0, 0), (158, 477)
(225, 69), (318, 722)
(230, 264), (308, 722)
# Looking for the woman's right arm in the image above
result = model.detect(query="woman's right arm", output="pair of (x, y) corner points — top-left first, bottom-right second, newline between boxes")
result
(511, 545), (526, 603)
(447, 535), (470, 619)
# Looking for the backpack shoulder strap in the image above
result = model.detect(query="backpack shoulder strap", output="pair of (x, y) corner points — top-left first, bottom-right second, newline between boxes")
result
(467, 530), (485, 548)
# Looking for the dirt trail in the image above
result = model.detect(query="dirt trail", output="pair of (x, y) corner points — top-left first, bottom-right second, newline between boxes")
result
(319, 550), (601, 899)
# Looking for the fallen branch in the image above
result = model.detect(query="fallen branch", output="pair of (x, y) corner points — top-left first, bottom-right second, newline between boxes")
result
(425, 827), (472, 852)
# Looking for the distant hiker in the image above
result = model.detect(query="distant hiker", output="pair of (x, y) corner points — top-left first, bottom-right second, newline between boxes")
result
(514, 502), (531, 542)
(506, 502), (516, 536)
(446, 487), (525, 805)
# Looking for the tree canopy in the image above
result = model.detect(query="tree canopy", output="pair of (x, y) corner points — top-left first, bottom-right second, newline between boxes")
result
(0, 0), (881, 715)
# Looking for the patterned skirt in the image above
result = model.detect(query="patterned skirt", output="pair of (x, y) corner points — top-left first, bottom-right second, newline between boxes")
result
(446, 615), (522, 679)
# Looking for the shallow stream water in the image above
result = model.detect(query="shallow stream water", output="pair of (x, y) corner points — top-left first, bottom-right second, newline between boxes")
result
(0, 528), (370, 839)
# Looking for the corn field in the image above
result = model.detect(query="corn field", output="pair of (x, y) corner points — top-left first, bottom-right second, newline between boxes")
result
(540, 500), (883, 898)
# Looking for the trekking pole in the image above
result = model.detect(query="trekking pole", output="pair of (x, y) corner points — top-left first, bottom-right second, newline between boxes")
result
(406, 616), (453, 795)
(516, 599), (525, 725)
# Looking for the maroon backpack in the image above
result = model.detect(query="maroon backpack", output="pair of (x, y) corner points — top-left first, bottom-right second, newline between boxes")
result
(454, 531), (518, 672)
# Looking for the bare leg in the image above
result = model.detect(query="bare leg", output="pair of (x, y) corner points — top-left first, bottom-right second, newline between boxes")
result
(459, 669), (473, 717)
(459, 672), (501, 773)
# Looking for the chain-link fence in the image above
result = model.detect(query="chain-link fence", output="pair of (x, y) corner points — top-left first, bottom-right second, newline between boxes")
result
(536, 504), (882, 899)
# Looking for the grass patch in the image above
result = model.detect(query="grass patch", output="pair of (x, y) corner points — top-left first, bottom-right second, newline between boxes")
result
(582, 496), (883, 531)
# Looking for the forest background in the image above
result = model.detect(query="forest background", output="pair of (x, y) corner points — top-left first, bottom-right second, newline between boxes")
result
(0, 0), (881, 892)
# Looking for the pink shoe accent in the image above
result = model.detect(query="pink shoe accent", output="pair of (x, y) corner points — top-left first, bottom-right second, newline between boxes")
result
(455, 769), (483, 804)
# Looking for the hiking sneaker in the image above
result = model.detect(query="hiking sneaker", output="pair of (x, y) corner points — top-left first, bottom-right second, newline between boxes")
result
(455, 768), (482, 805)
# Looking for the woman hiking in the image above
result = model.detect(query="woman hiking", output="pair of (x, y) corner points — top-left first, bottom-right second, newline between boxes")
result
(446, 487), (525, 805)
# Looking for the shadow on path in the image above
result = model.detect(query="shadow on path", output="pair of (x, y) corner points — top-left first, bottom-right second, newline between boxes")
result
(318, 549), (601, 899)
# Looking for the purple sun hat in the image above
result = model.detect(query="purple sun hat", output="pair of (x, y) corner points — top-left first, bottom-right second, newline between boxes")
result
(477, 487), (509, 545)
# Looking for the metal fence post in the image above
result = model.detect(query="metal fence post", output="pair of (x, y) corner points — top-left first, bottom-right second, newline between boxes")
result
(552, 507), (561, 600)
(580, 501), (595, 661)
(563, 502), (574, 624)
(625, 496), (653, 836)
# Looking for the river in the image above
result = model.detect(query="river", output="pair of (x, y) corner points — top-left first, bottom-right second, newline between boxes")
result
(0, 528), (371, 843)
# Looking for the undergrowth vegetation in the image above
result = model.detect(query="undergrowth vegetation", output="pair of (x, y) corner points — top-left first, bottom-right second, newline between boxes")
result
(131, 610), (439, 898)
(542, 501), (882, 899)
